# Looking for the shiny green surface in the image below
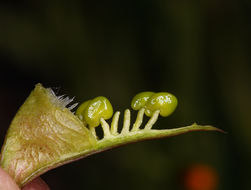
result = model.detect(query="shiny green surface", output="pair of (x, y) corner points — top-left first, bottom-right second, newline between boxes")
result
(76, 100), (91, 121)
(131, 92), (154, 110)
(145, 92), (178, 117)
(83, 96), (113, 128)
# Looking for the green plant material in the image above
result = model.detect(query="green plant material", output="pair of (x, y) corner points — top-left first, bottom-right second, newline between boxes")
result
(130, 91), (178, 130)
(131, 91), (155, 110)
(0, 84), (97, 187)
(145, 92), (178, 117)
(0, 84), (224, 187)
(81, 97), (113, 128)
(76, 96), (113, 138)
(75, 99), (91, 121)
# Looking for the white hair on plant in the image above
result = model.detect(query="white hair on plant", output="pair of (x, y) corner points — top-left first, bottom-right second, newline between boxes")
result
(47, 88), (78, 111)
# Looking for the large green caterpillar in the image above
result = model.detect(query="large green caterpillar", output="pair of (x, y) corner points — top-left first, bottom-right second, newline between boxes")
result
(0, 84), (223, 187)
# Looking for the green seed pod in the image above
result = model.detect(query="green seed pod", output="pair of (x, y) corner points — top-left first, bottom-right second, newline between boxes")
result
(76, 100), (91, 121)
(0, 84), (97, 187)
(131, 92), (155, 110)
(0, 84), (222, 188)
(84, 96), (113, 128)
(145, 92), (178, 117)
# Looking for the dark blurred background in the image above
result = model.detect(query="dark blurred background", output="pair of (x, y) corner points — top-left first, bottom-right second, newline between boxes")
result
(0, 0), (250, 190)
